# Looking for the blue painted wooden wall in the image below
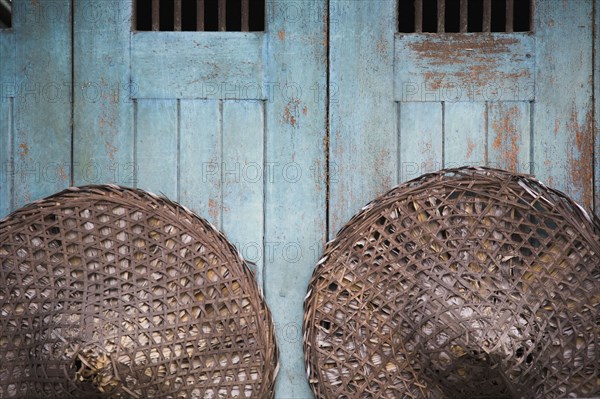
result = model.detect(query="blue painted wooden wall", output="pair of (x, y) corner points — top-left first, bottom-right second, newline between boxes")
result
(0, 1), (598, 397)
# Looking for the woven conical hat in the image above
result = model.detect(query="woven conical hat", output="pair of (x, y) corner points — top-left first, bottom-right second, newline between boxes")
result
(304, 167), (599, 398)
(0, 185), (278, 398)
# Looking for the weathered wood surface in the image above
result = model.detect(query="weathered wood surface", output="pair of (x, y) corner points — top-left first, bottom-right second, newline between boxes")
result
(131, 32), (263, 99)
(0, 30), (14, 217)
(395, 33), (535, 102)
(134, 98), (178, 199)
(444, 102), (486, 167)
(533, 0), (594, 210)
(73, 0), (134, 187)
(222, 100), (265, 286)
(399, 102), (443, 182)
(595, 1), (599, 216)
(179, 99), (221, 226)
(263, 1), (327, 396)
(12, 0), (72, 208)
(487, 101), (531, 173)
(329, 0), (397, 236)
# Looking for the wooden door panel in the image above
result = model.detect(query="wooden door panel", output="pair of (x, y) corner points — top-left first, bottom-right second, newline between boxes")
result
(0, 30), (13, 217)
(329, 0), (397, 236)
(11, 0), (71, 208)
(444, 102), (486, 167)
(135, 98), (178, 198)
(395, 33), (535, 102)
(532, 0), (594, 210)
(596, 2), (600, 216)
(399, 101), (443, 182)
(262, 3), (327, 396)
(179, 99), (221, 227)
(487, 101), (531, 173)
(132, 32), (264, 100)
(222, 100), (265, 285)
(73, 0), (133, 188)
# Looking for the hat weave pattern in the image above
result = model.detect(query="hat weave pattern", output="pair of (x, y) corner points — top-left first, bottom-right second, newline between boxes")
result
(304, 167), (599, 398)
(0, 185), (278, 398)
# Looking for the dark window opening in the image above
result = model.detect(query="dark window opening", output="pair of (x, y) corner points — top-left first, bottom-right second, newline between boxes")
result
(445, 0), (460, 32)
(135, 0), (265, 32)
(0, 0), (11, 29)
(422, 0), (437, 33)
(398, 0), (532, 33)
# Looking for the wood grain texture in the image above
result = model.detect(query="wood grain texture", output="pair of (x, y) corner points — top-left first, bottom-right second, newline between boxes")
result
(134, 99), (178, 199)
(533, 0), (594, 209)
(0, 31), (14, 218)
(395, 33), (535, 102)
(12, 0), (71, 208)
(330, 0), (397, 236)
(444, 102), (486, 168)
(131, 32), (264, 99)
(0, 97), (10, 219)
(399, 102), (443, 182)
(73, 0), (134, 187)
(487, 101), (531, 173)
(595, 1), (599, 216)
(263, 1), (327, 397)
(222, 100), (264, 286)
(179, 99), (221, 227)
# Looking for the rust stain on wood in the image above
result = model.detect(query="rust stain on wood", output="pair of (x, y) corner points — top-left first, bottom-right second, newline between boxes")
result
(491, 107), (520, 172)
(283, 99), (302, 128)
(19, 143), (29, 158)
(208, 198), (219, 223)
(278, 31), (286, 41)
(423, 68), (530, 91)
(466, 138), (475, 159)
(58, 165), (67, 181)
(566, 107), (594, 208)
(105, 142), (117, 162)
(409, 35), (520, 57)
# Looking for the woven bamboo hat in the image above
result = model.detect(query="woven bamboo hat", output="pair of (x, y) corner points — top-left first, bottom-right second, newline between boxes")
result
(304, 167), (599, 398)
(0, 185), (278, 398)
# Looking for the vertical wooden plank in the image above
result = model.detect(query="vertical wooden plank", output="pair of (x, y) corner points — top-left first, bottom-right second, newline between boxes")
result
(399, 102), (443, 182)
(197, 0), (205, 31)
(437, 0), (445, 33)
(506, 0), (514, 32)
(264, 0), (327, 397)
(0, 31), (14, 217)
(0, 97), (10, 218)
(218, 0), (226, 31)
(241, 0), (249, 31)
(330, 0), (397, 234)
(222, 101), (264, 286)
(487, 101), (530, 173)
(533, 0), (594, 209)
(73, 0), (134, 187)
(13, 0), (71, 207)
(135, 99), (178, 199)
(152, 0), (160, 31)
(179, 99), (221, 227)
(483, 0), (492, 32)
(444, 102), (486, 167)
(174, 0), (182, 31)
(415, 0), (423, 32)
(595, 0), (600, 215)
(460, 0), (468, 32)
